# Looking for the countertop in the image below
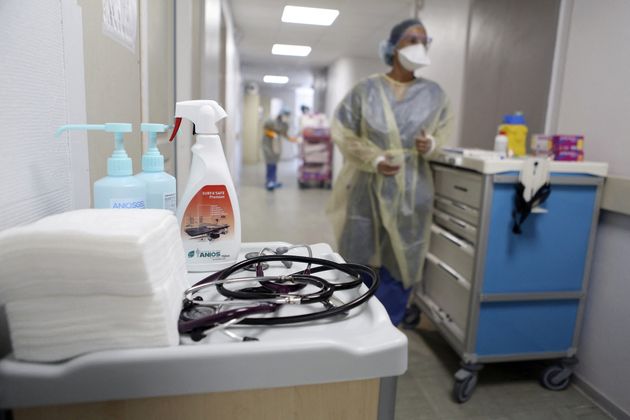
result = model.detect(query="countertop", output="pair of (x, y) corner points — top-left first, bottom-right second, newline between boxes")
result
(0, 242), (408, 409)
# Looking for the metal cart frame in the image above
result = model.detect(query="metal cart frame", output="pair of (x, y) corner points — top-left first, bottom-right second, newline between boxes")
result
(411, 164), (605, 402)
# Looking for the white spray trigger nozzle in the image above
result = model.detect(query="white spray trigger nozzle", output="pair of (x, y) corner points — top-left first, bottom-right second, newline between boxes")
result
(169, 100), (227, 141)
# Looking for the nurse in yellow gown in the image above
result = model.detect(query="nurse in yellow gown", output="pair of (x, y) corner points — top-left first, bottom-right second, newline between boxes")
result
(327, 19), (453, 325)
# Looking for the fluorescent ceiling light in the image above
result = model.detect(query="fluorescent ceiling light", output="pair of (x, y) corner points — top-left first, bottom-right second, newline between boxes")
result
(281, 5), (339, 26)
(271, 43), (312, 57)
(263, 75), (289, 84)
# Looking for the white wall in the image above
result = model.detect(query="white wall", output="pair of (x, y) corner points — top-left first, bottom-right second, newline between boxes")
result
(141, 0), (175, 175)
(78, 0), (143, 190)
(0, 0), (88, 231)
(578, 212), (630, 417)
(221, 0), (243, 185)
(176, 0), (242, 192)
(0, 0), (89, 357)
(242, 91), (260, 164)
(324, 56), (386, 119)
(175, 0), (202, 198)
(555, 2), (630, 177)
(418, 0), (471, 147)
(324, 0), (471, 180)
(201, 0), (221, 102)
(552, 1), (630, 416)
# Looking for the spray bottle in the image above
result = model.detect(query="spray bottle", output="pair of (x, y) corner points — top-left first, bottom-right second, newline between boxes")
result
(168, 100), (241, 272)
(135, 123), (177, 212)
(56, 123), (146, 209)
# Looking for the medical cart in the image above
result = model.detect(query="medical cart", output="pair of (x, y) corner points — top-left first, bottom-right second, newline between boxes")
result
(298, 127), (333, 189)
(411, 153), (608, 402)
(0, 243), (407, 420)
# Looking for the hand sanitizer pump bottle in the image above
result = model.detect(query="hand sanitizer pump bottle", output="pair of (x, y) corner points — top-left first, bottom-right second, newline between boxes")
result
(56, 123), (146, 209)
(135, 123), (177, 212)
(168, 100), (241, 272)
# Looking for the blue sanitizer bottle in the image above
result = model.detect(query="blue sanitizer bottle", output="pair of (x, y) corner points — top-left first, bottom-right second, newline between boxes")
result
(56, 123), (147, 209)
(135, 123), (177, 212)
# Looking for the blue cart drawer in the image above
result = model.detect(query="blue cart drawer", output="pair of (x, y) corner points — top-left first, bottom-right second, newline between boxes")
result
(482, 183), (597, 293)
(476, 300), (579, 356)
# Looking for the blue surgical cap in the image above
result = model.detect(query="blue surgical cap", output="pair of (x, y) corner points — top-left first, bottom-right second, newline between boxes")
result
(379, 18), (425, 66)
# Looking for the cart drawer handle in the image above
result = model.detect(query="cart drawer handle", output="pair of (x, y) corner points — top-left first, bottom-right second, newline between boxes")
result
(453, 185), (468, 192)
(438, 262), (460, 281)
(439, 231), (464, 248)
(449, 217), (468, 229)
(451, 201), (470, 211)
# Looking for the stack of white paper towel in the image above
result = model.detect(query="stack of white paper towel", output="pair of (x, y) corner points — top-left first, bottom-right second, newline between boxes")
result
(0, 209), (188, 362)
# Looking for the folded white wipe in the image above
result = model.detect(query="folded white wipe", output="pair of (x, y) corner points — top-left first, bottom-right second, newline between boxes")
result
(0, 209), (188, 362)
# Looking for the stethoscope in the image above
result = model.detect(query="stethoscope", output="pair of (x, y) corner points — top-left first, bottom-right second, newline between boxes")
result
(179, 246), (379, 341)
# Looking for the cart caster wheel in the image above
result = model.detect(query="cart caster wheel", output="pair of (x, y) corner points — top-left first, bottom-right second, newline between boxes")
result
(540, 365), (572, 391)
(453, 372), (478, 403)
(401, 303), (421, 329)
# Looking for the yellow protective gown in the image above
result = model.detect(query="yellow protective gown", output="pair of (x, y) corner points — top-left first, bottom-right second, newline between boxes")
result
(327, 74), (453, 288)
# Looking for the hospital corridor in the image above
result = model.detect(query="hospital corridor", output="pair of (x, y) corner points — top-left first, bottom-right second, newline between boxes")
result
(1, 0), (630, 419)
(240, 160), (611, 420)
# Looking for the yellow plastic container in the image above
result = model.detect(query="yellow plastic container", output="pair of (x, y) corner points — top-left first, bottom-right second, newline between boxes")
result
(499, 112), (528, 157)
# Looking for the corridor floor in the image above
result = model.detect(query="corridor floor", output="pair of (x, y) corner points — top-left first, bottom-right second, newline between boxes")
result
(238, 160), (612, 420)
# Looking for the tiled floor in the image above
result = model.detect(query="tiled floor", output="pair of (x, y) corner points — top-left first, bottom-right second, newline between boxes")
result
(239, 160), (612, 420)
(396, 319), (611, 419)
(239, 160), (336, 246)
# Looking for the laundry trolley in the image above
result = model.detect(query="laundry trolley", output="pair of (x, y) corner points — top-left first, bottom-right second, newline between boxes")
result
(410, 153), (608, 402)
(298, 127), (333, 189)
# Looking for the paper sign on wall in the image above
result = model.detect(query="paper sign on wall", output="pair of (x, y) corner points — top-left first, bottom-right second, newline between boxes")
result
(102, 0), (137, 53)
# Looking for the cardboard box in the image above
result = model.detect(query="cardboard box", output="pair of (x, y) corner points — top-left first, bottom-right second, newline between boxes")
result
(551, 135), (584, 161)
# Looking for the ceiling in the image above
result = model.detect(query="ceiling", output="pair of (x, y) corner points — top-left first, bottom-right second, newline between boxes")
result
(230, 0), (415, 86)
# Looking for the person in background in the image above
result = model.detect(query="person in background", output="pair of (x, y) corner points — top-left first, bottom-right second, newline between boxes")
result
(326, 18), (453, 326)
(262, 109), (291, 191)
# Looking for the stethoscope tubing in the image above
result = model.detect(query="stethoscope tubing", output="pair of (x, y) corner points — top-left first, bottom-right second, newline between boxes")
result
(179, 255), (379, 332)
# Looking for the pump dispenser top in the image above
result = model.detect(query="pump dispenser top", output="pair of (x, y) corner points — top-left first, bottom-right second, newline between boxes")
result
(140, 123), (169, 172)
(172, 100), (241, 272)
(56, 123), (134, 176)
(135, 123), (177, 211)
(56, 123), (146, 209)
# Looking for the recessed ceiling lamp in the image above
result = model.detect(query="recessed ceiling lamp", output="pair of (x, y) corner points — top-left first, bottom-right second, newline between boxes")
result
(281, 5), (339, 26)
(263, 75), (289, 84)
(271, 44), (312, 57)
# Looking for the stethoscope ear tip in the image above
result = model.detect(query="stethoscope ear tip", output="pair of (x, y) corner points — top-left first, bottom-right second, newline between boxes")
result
(275, 246), (289, 254)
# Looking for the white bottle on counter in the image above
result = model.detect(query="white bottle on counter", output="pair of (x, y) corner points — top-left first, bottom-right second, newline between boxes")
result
(494, 131), (509, 158)
(169, 100), (241, 272)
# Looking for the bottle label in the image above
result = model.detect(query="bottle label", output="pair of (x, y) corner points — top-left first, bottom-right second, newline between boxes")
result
(181, 185), (235, 245)
(110, 198), (146, 209)
(163, 192), (177, 213)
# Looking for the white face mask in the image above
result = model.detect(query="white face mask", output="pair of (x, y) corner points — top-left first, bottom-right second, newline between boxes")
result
(397, 43), (431, 71)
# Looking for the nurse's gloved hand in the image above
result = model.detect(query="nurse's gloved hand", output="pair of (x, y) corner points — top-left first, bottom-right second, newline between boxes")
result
(415, 130), (435, 155)
(377, 160), (401, 176)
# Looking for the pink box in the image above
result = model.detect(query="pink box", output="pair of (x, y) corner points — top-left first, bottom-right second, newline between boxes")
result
(552, 135), (584, 153)
(531, 134), (553, 157)
(552, 135), (584, 161)
(554, 150), (584, 161)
